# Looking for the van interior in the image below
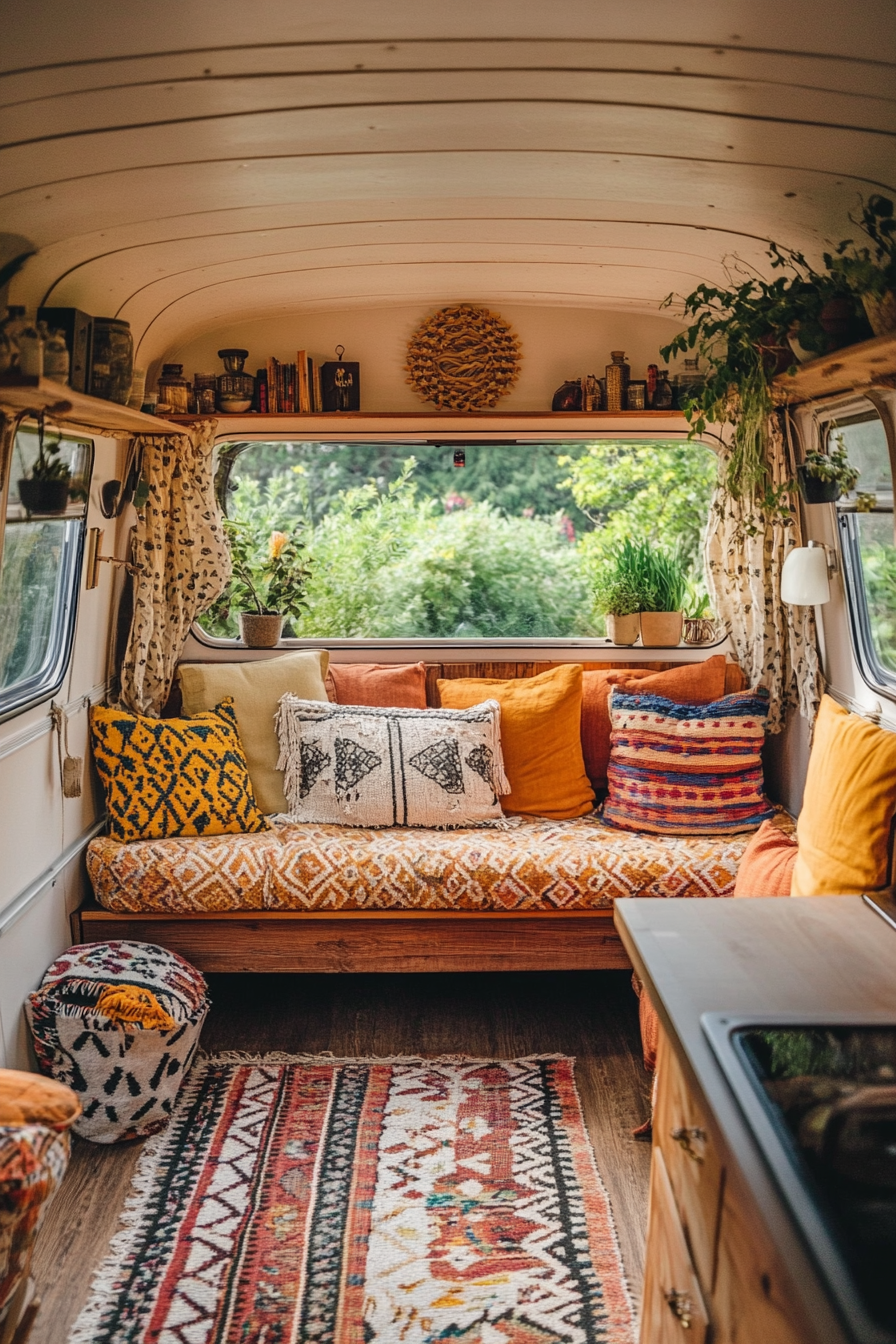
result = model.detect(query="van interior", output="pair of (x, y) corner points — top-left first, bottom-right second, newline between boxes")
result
(2, 5), (896, 1343)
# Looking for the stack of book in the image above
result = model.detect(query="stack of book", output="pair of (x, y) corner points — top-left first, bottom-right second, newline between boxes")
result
(255, 351), (322, 413)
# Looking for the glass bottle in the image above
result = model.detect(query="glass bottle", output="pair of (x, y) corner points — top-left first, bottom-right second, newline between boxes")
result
(605, 350), (630, 412)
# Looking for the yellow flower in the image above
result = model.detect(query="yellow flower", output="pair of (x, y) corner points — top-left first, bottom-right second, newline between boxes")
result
(268, 530), (288, 560)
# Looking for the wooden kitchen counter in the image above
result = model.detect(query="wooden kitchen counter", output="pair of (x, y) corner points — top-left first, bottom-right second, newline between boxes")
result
(614, 896), (896, 1344)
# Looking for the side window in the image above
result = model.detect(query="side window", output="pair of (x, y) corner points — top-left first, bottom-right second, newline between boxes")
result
(835, 412), (896, 693)
(0, 425), (93, 721)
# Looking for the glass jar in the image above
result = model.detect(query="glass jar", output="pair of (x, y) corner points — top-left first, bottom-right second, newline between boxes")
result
(193, 373), (218, 414)
(653, 369), (673, 409)
(626, 381), (647, 411)
(157, 363), (190, 414)
(0, 306), (29, 372)
(40, 324), (70, 385)
(90, 318), (134, 404)
(216, 349), (255, 411)
(605, 350), (630, 412)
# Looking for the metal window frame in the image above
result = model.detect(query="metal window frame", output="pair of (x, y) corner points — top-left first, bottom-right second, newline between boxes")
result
(0, 418), (94, 724)
(825, 396), (896, 706)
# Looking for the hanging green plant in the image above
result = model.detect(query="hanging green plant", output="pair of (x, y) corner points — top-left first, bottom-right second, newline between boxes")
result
(658, 218), (882, 502)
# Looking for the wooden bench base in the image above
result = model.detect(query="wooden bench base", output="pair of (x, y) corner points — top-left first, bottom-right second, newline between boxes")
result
(74, 907), (630, 974)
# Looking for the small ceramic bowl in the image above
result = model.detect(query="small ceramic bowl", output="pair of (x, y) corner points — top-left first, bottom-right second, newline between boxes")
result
(218, 398), (253, 414)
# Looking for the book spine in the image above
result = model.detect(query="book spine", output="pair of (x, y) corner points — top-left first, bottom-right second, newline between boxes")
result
(255, 370), (268, 414)
(312, 362), (322, 415)
(267, 357), (277, 413)
(296, 350), (309, 414)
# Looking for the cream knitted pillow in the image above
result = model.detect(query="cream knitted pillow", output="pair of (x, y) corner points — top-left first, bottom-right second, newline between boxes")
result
(275, 696), (511, 828)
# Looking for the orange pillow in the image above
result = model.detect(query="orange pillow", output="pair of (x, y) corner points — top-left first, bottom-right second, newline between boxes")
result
(437, 664), (594, 819)
(326, 662), (427, 708)
(581, 655), (729, 791)
(733, 819), (798, 896)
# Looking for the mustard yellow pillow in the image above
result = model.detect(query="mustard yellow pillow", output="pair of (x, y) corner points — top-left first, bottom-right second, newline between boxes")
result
(791, 695), (896, 896)
(90, 699), (268, 842)
(437, 664), (594, 819)
(178, 650), (329, 813)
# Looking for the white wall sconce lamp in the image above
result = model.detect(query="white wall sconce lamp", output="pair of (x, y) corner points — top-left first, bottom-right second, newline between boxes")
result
(781, 540), (836, 606)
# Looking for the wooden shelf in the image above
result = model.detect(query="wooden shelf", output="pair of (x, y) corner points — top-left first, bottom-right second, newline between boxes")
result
(161, 409), (687, 424)
(0, 375), (178, 436)
(773, 330), (896, 404)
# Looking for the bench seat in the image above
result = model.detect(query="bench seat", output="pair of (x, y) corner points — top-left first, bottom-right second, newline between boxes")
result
(87, 812), (765, 915)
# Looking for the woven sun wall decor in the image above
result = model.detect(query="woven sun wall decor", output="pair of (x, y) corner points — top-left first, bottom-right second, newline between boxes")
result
(406, 304), (522, 410)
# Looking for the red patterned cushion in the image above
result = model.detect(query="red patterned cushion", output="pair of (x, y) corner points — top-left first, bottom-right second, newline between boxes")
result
(603, 687), (775, 835)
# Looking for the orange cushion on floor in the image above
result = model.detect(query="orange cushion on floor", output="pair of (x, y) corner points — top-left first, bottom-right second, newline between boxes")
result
(437, 664), (594, 819)
(733, 819), (798, 896)
(581, 656), (729, 791)
(0, 1069), (80, 1131)
(326, 661), (427, 708)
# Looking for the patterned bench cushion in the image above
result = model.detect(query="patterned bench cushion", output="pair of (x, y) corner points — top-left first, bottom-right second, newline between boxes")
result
(86, 813), (790, 914)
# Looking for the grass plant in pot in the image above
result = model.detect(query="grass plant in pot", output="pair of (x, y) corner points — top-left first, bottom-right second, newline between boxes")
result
(592, 539), (647, 645)
(638, 544), (688, 647)
(223, 521), (313, 648)
(797, 440), (859, 506)
(17, 416), (70, 515)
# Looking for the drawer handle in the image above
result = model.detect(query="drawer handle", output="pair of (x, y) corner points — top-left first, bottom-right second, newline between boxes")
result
(665, 1289), (694, 1328)
(670, 1126), (707, 1162)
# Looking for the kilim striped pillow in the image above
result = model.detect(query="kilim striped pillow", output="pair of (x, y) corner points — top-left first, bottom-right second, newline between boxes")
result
(603, 687), (775, 835)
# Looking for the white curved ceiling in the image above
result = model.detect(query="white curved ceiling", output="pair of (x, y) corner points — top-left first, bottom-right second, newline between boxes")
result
(2, 0), (895, 368)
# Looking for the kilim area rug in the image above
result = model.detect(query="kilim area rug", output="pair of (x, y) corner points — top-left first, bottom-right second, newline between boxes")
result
(70, 1053), (636, 1344)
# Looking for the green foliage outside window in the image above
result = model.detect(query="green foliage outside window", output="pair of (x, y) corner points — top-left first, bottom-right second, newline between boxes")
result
(201, 440), (718, 640)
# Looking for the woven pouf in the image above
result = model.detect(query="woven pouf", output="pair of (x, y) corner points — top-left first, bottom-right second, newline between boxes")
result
(25, 941), (208, 1144)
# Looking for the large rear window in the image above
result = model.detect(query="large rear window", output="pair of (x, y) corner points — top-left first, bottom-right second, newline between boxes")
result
(198, 438), (717, 643)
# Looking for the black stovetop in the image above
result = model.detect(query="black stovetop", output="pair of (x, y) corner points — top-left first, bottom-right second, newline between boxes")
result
(703, 1013), (896, 1344)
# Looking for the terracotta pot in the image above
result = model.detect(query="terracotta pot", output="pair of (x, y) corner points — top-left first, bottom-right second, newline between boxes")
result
(238, 613), (284, 648)
(862, 291), (896, 337)
(819, 297), (858, 349)
(639, 611), (683, 647)
(757, 334), (793, 377)
(17, 477), (70, 515)
(606, 612), (640, 646)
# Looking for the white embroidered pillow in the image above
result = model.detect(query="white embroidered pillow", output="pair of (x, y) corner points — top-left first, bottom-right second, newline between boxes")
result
(275, 696), (511, 828)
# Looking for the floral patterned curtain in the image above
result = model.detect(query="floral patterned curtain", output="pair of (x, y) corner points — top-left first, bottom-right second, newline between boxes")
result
(119, 421), (230, 716)
(705, 412), (824, 733)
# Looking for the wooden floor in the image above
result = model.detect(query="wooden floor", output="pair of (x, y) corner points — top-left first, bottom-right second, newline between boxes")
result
(30, 969), (652, 1342)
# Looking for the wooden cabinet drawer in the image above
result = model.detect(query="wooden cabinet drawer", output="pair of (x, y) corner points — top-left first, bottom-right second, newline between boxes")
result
(654, 1029), (724, 1291)
(641, 1145), (710, 1344)
(713, 1167), (808, 1344)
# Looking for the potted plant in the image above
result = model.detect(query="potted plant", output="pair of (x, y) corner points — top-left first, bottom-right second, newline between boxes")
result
(824, 195), (896, 337)
(223, 522), (313, 648)
(592, 541), (646, 645)
(17, 418), (70, 515)
(797, 440), (859, 505)
(682, 587), (717, 645)
(638, 544), (688, 647)
(660, 238), (869, 500)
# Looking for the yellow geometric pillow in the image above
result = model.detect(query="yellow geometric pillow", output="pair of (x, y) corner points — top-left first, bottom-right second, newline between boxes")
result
(90, 698), (269, 842)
